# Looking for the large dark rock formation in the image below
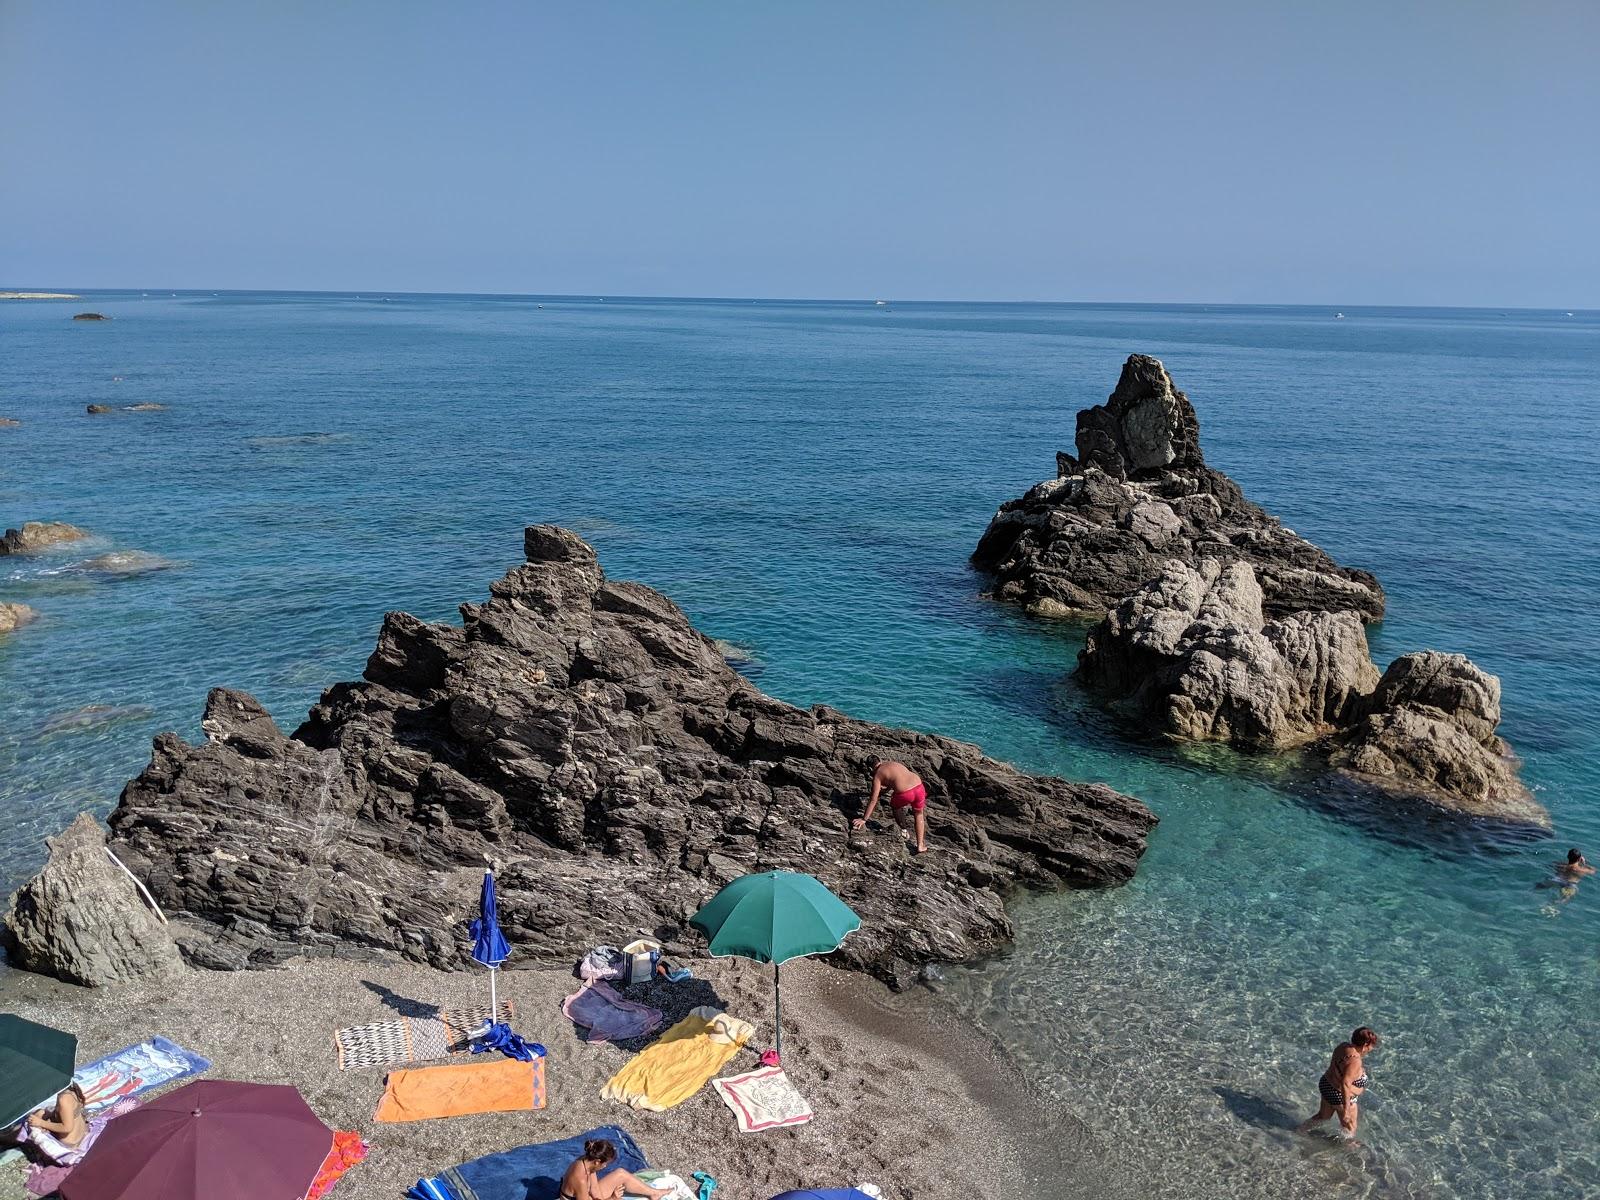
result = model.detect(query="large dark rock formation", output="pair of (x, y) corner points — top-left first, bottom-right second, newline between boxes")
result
(1078, 561), (1544, 825)
(19, 527), (1156, 989)
(4, 814), (185, 986)
(972, 355), (1385, 622)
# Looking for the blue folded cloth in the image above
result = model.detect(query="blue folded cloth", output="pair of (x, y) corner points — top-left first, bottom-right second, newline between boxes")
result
(470, 1020), (545, 1062)
(410, 1125), (647, 1200)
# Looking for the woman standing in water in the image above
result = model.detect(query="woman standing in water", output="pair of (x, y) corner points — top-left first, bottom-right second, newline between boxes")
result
(1299, 1027), (1381, 1140)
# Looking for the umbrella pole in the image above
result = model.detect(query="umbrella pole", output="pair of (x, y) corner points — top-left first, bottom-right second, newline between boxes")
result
(490, 965), (498, 1019)
(774, 961), (782, 1061)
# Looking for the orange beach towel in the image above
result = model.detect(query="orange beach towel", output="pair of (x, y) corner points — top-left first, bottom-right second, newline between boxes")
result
(374, 1056), (547, 1122)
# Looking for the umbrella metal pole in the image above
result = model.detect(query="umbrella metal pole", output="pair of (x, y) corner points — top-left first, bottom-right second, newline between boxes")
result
(490, 965), (498, 1020)
(774, 961), (782, 1060)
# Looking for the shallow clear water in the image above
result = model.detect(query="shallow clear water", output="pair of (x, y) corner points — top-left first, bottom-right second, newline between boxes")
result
(2, 293), (1597, 1197)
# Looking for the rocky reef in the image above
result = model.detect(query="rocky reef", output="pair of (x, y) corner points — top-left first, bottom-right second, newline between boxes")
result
(972, 355), (1384, 622)
(1078, 560), (1544, 825)
(8, 527), (1156, 988)
(1, 521), (89, 555)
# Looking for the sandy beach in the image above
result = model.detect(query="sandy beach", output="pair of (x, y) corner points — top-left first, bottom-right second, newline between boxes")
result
(0, 955), (1058, 1199)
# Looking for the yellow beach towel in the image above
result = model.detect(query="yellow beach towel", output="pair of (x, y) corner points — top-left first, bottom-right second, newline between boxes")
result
(601, 1006), (755, 1111)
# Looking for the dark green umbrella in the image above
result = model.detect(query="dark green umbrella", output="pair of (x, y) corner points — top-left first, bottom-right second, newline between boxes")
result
(0, 1014), (77, 1129)
(689, 871), (861, 1060)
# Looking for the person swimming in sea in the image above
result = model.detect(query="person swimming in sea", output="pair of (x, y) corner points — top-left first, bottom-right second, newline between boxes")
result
(852, 758), (928, 854)
(1537, 847), (1596, 906)
(1299, 1026), (1380, 1141)
(1555, 848), (1594, 884)
(559, 1138), (673, 1200)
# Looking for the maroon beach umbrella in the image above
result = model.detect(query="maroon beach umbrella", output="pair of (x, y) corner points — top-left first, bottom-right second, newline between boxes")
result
(59, 1079), (333, 1200)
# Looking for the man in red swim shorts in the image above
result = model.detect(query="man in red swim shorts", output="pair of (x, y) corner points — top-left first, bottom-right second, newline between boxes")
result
(851, 759), (928, 854)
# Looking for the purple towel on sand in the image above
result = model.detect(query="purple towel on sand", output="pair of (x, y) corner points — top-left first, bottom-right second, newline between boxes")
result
(561, 981), (664, 1044)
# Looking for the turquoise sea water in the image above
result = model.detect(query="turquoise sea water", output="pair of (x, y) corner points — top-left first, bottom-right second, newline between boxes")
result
(2, 293), (1597, 1197)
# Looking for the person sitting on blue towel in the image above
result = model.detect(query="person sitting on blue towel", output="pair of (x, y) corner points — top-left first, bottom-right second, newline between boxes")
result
(560, 1137), (674, 1200)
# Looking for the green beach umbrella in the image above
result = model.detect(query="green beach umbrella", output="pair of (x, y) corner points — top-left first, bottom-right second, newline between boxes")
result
(0, 1014), (77, 1130)
(689, 870), (861, 1061)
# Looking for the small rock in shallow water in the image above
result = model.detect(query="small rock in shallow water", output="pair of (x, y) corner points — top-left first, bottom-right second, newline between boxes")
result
(71, 312), (110, 321)
(85, 404), (114, 414)
(124, 403), (167, 412)
(0, 417), (19, 428)
(0, 602), (39, 634)
(0, 521), (89, 555)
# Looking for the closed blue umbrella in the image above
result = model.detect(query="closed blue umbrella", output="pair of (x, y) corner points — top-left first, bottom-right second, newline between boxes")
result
(469, 870), (511, 1015)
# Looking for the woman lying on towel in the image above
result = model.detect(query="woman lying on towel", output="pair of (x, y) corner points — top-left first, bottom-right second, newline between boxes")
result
(16, 1085), (91, 1164)
(560, 1138), (675, 1200)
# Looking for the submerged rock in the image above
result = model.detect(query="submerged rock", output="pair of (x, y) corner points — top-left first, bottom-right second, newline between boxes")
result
(72, 550), (180, 578)
(86, 404), (114, 414)
(1078, 561), (1544, 825)
(124, 403), (167, 413)
(0, 417), (19, 428)
(72, 312), (110, 321)
(972, 355), (1384, 622)
(32, 526), (1155, 988)
(0, 602), (39, 634)
(3, 813), (185, 987)
(0, 521), (89, 555)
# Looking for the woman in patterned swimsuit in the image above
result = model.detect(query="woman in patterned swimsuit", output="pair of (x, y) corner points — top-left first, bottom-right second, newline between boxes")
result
(1299, 1027), (1381, 1139)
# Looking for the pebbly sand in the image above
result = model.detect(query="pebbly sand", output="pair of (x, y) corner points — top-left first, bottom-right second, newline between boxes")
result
(0, 955), (1063, 1199)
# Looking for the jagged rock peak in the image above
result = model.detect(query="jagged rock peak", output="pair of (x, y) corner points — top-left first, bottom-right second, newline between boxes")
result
(1068, 353), (1205, 479)
(972, 356), (1385, 622)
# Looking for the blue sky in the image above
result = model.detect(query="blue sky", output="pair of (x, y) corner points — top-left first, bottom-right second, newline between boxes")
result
(2, 1), (1595, 305)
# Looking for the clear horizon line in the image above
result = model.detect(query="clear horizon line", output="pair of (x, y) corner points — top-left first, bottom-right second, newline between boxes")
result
(4, 284), (1594, 314)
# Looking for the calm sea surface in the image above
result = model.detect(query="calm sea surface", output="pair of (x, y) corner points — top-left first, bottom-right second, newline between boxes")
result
(2, 293), (1597, 1197)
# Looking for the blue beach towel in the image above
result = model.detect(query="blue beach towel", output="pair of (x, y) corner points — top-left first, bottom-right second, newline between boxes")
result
(71, 1037), (211, 1111)
(410, 1125), (648, 1200)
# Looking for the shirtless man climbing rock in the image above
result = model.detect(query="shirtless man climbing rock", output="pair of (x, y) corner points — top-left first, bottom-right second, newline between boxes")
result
(852, 759), (928, 854)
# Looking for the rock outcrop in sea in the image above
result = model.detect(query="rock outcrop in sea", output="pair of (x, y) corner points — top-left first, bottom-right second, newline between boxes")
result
(7, 527), (1156, 988)
(1077, 560), (1545, 825)
(971, 355), (1385, 621)
(975, 356), (1542, 826)
(1, 521), (89, 555)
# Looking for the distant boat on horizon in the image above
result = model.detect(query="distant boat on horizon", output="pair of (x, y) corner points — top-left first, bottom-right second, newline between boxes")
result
(875, 300), (887, 306)
(1334, 312), (1345, 319)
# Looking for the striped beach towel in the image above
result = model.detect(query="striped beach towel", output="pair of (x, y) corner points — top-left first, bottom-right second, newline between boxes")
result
(334, 1002), (514, 1071)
